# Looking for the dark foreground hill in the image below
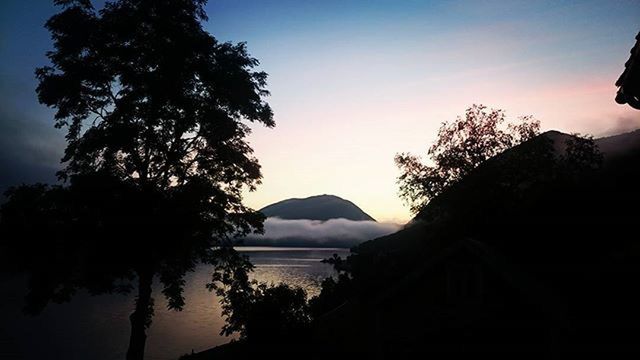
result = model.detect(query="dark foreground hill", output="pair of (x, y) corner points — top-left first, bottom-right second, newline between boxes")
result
(259, 194), (376, 221)
(309, 129), (640, 354)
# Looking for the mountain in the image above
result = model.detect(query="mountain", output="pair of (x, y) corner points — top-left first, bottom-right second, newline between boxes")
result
(595, 128), (640, 159)
(241, 195), (390, 247)
(259, 194), (376, 222)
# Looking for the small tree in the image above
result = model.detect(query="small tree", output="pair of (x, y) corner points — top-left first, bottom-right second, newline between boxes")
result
(207, 264), (311, 344)
(395, 104), (540, 214)
(1, 1), (273, 359)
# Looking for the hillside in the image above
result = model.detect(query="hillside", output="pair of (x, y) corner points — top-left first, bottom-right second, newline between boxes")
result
(259, 194), (375, 222)
(310, 129), (640, 353)
(595, 128), (640, 159)
(355, 129), (640, 269)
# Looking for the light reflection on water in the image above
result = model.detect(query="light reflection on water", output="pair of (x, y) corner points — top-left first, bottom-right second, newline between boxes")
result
(0, 247), (350, 360)
(242, 247), (349, 298)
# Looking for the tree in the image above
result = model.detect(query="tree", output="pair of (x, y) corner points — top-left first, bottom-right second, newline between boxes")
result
(2, 1), (273, 359)
(395, 104), (540, 214)
(207, 259), (311, 344)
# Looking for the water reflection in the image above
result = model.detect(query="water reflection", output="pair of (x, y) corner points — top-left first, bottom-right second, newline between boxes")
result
(0, 247), (349, 360)
(242, 247), (349, 298)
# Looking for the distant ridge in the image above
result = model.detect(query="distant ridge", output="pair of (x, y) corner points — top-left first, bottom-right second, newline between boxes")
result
(595, 128), (640, 159)
(259, 194), (376, 222)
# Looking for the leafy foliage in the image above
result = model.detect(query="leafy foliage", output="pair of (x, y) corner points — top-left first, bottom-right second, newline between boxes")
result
(245, 283), (311, 343)
(395, 104), (540, 214)
(36, 0), (273, 192)
(309, 273), (353, 319)
(208, 267), (312, 343)
(2, 1), (273, 359)
(207, 247), (256, 337)
(562, 133), (604, 175)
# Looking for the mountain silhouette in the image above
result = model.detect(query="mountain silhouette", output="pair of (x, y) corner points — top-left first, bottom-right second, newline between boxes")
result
(594, 128), (640, 158)
(259, 194), (376, 222)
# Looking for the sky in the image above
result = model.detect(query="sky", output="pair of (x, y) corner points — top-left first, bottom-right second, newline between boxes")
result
(1, 0), (639, 223)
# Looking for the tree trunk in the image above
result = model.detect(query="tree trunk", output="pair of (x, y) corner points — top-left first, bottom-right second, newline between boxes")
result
(126, 269), (154, 360)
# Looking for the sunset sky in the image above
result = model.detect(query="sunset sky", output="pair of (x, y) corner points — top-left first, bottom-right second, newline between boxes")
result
(1, 0), (639, 222)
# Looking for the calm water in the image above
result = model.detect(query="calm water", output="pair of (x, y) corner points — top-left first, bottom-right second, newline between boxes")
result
(0, 247), (350, 360)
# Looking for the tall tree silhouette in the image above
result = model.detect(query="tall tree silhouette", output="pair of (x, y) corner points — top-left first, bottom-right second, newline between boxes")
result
(395, 104), (539, 213)
(4, 1), (273, 359)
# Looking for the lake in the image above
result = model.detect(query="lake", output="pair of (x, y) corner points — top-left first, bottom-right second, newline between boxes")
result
(0, 247), (350, 360)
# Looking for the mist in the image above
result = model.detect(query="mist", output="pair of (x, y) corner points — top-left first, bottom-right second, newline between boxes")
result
(242, 217), (402, 248)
